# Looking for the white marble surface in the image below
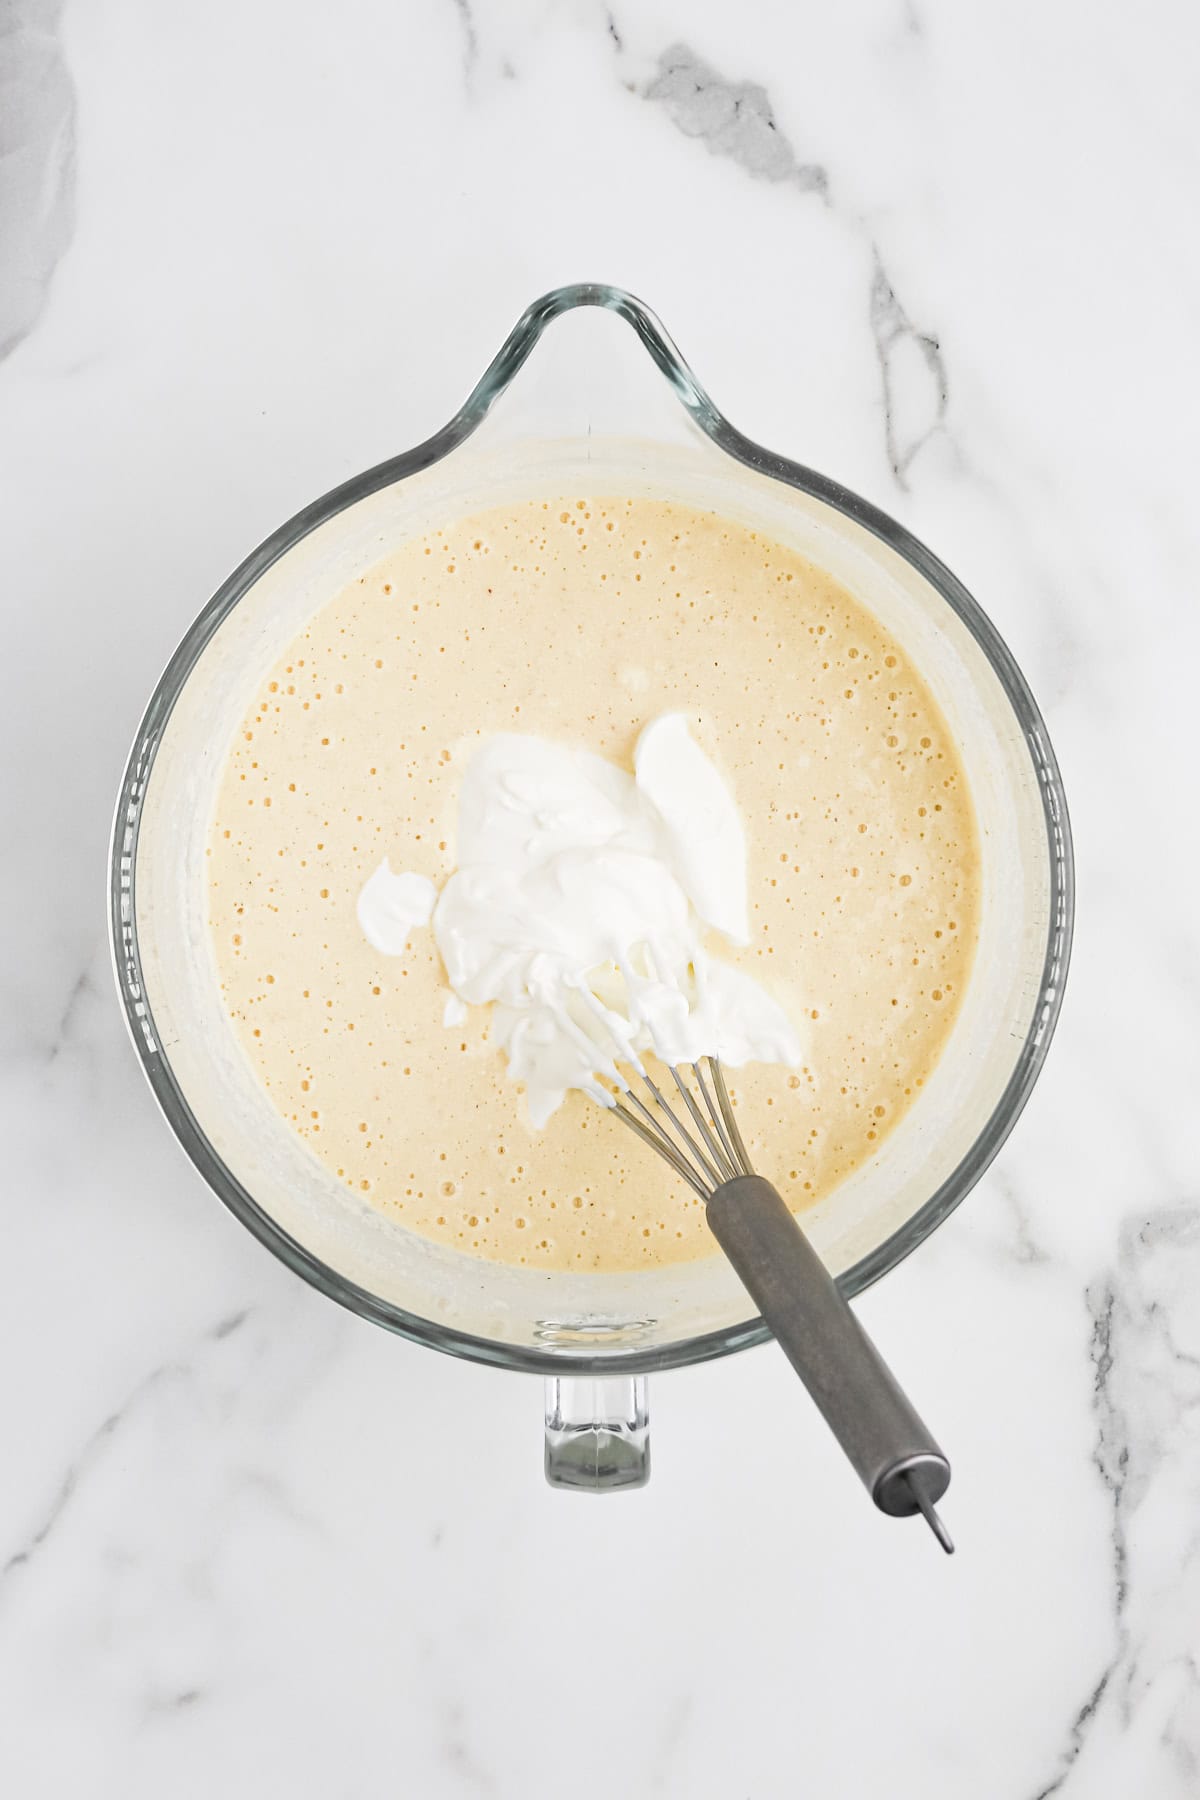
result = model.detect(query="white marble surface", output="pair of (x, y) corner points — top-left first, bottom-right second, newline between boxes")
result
(2, 2), (1198, 1794)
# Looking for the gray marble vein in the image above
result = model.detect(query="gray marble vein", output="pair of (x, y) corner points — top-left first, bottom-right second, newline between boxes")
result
(143, 1686), (205, 1717)
(449, 0), (478, 79)
(211, 1306), (250, 1341)
(438, 1696), (496, 1793)
(1032, 1208), (1200, 1796)
(1033, 1663), (1114, 1800)
(644, 44), (827, 194)
(995, 1170), (1052, 1268)
(1, 1362), (179, 1592)
(639, 42), (955, 489)
(869, 249), (948, 488)
(0, 0), (76, 363)
(1029, 1288), (1124, 1799)
(0, 1308), (250, 1597)
(46, 960), (92, 1061)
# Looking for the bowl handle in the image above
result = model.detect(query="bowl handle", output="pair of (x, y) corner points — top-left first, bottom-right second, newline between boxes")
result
(543, 1375), (650, 1492)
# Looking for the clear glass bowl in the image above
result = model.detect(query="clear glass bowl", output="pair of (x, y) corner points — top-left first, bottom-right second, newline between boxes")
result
(109, 284), (1073, 1484)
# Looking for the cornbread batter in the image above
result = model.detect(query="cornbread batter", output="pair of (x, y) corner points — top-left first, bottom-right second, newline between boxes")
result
(206, 498), (978, 1271)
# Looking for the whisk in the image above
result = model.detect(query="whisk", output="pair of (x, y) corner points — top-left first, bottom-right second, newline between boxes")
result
(598, 1043), (954, 1552)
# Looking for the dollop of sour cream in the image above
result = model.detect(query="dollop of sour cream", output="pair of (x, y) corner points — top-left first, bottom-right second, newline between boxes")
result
(356, 862), (436, 953)
(359, 715), (802, 1124)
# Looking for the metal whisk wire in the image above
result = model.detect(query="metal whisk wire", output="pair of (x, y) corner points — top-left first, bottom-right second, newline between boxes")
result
(609, 1055), (750, 1198)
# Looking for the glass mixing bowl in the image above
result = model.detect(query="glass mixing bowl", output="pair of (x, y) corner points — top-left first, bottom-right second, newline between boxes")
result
(109, 284), (1073, 1490)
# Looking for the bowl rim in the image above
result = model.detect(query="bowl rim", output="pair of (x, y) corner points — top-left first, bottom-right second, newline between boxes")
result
(108, 282), (1075, 1376)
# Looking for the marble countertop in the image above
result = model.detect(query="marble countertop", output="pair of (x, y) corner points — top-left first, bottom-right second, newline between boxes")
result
(3, 2), (1198, 1795)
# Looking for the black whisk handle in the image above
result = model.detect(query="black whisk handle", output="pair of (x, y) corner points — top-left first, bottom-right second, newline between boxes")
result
(706, 1175), (953, 1550)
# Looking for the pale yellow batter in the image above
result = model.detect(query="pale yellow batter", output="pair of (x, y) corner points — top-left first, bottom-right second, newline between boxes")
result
(206, 498), (978, 1272)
